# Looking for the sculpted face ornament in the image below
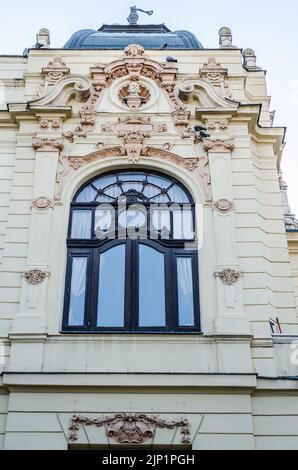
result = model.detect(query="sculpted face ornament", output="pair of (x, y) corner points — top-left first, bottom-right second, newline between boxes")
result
(69, 413), (191, 445)
(119, 81), (151, 111)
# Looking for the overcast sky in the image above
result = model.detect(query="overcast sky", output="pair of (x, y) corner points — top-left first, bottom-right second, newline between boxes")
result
(0, 0), (297, 214)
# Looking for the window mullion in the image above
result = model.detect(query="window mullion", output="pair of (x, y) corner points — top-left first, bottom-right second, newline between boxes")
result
(131, 239), (139, 332)
(166, 249), (176, 331)
(89, 247), (100, 331)
(124, 238), (133, 331)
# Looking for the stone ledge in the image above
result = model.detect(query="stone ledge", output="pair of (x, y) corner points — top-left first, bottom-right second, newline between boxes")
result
(2, 372), (257, 391)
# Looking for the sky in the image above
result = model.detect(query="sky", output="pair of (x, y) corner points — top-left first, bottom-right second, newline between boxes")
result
(0, 0), (297, 213)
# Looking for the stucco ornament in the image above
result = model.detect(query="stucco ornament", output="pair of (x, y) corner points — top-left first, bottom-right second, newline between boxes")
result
(75, 80), (107, 137)
(199, 57), (231, 98)
(32, 197), (54, 210)
(119, 80), (151, 111)
(213, 199), (234, 213)
(69, 414), (191, 445)
(39, 118), (61, 132)
(36, 56), (70, 97)
(24, 269), (47, 286)
(101, 115), (167, 162)
(201, 118), (235, 153)
(32, 137), (64, 152)
(88, 46), (192, 137)
(102, 116), (167, 137)
(203, 139), (234, 153)
(124, 44), (146, 58)
(215, 269), (241, 286)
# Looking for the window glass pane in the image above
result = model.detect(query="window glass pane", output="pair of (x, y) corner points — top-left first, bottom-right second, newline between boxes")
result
(95, 208), (113, 232)
(121, 182), (144, 193)
(139, 245), (166, 327)
(149, 194), (170, 203)
(173, 209), (194, 240)
(167, 185), (189, 203)
(71, 210), (92, 239)
(68, 257), (87, 326)
(76, 186), (97, 203)
(147, 175), (171, 188)
(97, 245), (125, 327)
(95, 194), (116, 203)
(118, 173), (146, 182)
(143, 184), (161, 199)
(152, 209), (171, 234)
(118, 209), (147, 228)
(92, 175), (117, 190)
(177, 257), (195, 326)
(104, 185), (122, 199)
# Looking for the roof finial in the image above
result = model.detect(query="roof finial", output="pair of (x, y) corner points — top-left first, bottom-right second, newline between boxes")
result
(127, 6), (153, 25)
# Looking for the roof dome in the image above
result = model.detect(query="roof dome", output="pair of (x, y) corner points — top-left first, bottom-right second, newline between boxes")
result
(63, 24), (203, 50)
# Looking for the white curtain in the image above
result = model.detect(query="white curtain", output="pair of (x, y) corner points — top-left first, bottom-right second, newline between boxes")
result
(69, 257), (87, 325)
(152, 209), (170, 232)
(95, 208), (113, 231)
(173, 209), (194, 240)
(71, 210), (92, 239)
(177, 258), (193, 295)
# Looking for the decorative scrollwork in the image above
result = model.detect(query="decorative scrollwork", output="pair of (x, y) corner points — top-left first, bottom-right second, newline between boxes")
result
(69, 413), (191, 445)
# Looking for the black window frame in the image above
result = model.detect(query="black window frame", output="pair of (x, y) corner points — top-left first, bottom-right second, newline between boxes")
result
(62, 170), (201, 334)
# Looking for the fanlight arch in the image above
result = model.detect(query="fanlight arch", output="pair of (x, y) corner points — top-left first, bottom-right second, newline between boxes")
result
(62, 169), (200, 333)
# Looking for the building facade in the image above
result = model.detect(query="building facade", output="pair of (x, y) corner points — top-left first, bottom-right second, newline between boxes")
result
(0, 9), (298, 450)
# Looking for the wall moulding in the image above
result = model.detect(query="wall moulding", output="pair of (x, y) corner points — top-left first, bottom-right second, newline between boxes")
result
(69, 413), (191, 445)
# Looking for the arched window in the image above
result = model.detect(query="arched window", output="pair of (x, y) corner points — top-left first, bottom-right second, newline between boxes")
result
(62, 170), (200, 333)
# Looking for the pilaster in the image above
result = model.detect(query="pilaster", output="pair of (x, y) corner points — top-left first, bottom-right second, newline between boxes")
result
(203, 116), (250, 335)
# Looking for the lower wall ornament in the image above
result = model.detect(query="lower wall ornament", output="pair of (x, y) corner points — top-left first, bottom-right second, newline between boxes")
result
(24, 269), (47, 286)
(215, 268), (241, 286)
(69, 413), (191, 445)
(32, 197), (54, 210)
(212, 199), (234, 213)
